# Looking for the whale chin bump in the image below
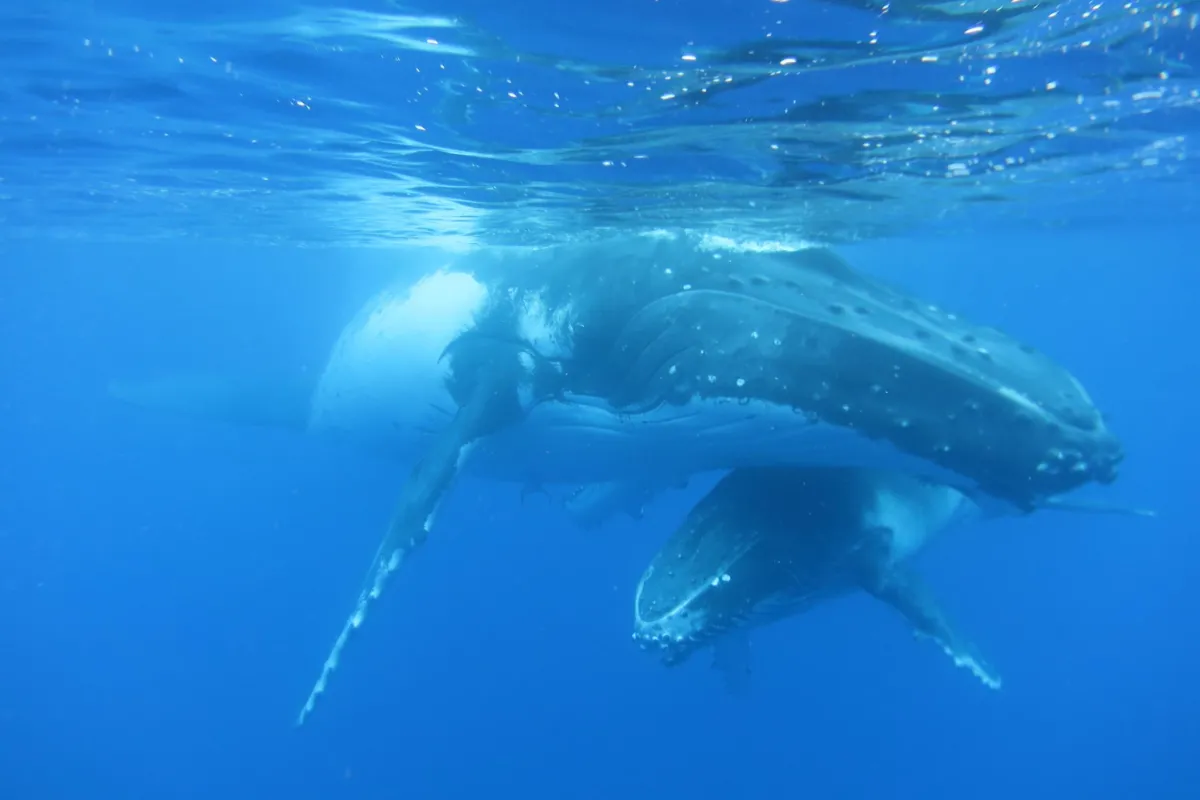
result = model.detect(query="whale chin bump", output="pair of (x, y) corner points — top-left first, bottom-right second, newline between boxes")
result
(633, 610), (738, 669)
(631, 505), (777, 668)
(632, 569), (720, 666)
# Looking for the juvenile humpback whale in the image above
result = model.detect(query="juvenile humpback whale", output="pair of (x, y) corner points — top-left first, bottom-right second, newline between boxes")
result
(633, 467), (1001, 687)
(109, 232), (1124, 723)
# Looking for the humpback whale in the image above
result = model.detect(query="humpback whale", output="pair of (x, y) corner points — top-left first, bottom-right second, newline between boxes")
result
(632, 466), (1001, 688)
(109, 232), (1124, 723)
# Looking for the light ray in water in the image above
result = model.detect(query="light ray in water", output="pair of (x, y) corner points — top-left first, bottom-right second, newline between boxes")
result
(0, 1), (1191, 245)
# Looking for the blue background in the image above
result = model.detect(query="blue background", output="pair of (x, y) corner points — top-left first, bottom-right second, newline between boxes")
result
(2, 226), (1195, 799)
(2, 0), (1198, 795)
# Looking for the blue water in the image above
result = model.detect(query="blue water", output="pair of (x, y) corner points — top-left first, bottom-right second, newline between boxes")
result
(2, 1), (1198, 799)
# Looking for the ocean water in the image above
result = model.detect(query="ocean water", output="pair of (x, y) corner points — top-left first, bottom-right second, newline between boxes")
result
(1, 1), (1197, 799)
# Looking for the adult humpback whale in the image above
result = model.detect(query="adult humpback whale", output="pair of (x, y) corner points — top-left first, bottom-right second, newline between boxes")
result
(109, 232), (1124, 724)
(633, 467), (1001, 687)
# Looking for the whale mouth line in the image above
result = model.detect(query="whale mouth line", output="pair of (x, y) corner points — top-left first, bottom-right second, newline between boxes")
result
(632, 565), (724, 660)
(631, 532), (795, 665)
(632, 586), (824, 665)
(632, 612), (725, 665)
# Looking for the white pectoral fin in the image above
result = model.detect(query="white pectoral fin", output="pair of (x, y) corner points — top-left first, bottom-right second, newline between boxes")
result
(295, 377), (512, 726)
(863, 565), (1002, 691)
(296, 419), (465, 726)
(1035, 495), (1158, 519)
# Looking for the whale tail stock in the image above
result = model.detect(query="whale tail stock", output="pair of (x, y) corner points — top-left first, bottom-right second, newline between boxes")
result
(107, 372), (314, 431)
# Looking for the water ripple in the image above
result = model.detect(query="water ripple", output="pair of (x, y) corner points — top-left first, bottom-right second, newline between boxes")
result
(0, 0), (1195, 246)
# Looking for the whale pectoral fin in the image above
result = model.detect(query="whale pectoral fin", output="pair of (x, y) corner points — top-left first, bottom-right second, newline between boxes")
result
(1035, 496), (1158, 518)
(562, 479), (679, 530)
(108, 372), (314, 431)
(862, 565), (1002, 691)
(711, 630), (754, 696)
(295, 378), (518, 726)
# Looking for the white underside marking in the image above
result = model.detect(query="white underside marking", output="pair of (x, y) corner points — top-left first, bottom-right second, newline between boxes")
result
(515, 290), (574, 360)
(862, 474), (981, 564)
(307, 270), (488, 449)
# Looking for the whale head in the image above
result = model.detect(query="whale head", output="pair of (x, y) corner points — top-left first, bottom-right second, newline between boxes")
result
(631, 467), (980, 667)
(631, 468), (842, 666)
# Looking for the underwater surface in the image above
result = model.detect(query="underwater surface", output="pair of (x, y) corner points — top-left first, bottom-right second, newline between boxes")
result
(1, 0), (1197, 798)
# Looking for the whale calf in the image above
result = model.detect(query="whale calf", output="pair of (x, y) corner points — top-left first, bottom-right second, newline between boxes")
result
(633, 466), (1001, 688)
(109, 233), (1124, 723)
